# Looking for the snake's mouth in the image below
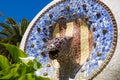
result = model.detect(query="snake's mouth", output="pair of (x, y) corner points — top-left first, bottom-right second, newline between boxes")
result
(48, 49), (60, 60)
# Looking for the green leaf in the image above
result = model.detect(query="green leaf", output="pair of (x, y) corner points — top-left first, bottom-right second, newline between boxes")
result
(18, 73), (50, 80)
(35, 76), (51, 80)
(0, 64), (20, 79)
(17, 63), (27, 76)
(26, 60), (35, 73)
(1, 43), (27, 63)
(18, 73), (35, 80)
(0, 55), (11, 70)
(33, 59), (42, 70)
(25, 59), (42, 72)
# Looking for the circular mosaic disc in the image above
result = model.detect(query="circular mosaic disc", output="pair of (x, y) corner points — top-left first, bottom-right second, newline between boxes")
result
(20, 0), (117, 80)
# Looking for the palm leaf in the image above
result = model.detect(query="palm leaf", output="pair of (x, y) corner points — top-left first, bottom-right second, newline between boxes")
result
(0, 23), (13, 34)
(12, 25), (20, 36)
(20, 18), (29, 36)
(6, 17), (18, 26)
(6, 18), (20, 35)
(0, 31), (10, 37)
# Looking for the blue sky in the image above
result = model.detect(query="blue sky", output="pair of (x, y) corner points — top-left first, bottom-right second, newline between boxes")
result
(0, 0), (51, 30)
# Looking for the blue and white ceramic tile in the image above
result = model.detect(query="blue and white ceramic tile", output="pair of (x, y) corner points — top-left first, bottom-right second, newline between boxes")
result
(20, 0), (117, 79)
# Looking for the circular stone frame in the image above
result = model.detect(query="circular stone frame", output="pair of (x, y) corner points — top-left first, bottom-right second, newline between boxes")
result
(84, 0), (117, 79)
(20, 0), (117, 79)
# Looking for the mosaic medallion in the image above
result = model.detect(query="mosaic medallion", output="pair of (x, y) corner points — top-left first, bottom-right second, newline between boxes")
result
(20, 0), (117, 80)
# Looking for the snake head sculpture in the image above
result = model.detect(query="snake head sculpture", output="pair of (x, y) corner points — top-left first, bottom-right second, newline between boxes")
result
(46, 36), (73, 60)
(45, 20), (93, 80)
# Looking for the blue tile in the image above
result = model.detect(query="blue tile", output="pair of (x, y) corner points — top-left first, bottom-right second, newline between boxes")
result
(25, 0), (115, 78)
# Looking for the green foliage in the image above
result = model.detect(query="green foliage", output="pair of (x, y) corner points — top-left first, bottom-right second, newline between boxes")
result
(0, 64), (20, 79)
(18, 73), (50, 80)
(0, 55), (11, 70)
(0, 44), (50, 80)
(0, 17), (30, 63)
(1, 43), (27, 63)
